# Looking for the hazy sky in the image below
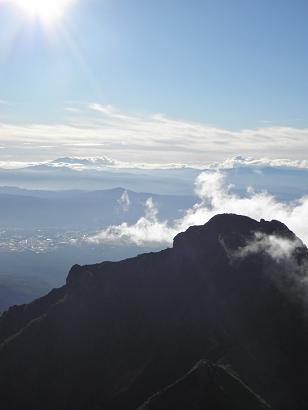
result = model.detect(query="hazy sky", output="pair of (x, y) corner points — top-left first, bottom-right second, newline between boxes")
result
(0, 0), (307, 163)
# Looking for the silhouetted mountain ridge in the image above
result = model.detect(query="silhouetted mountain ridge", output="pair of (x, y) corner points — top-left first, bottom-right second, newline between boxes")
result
(0, 213), (307, 410)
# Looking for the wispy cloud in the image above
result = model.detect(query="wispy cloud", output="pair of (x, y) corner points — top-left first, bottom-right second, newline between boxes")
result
(0, 103), (308, 163)
(231, 232), (303, 262)
(117, 190), (131, 213)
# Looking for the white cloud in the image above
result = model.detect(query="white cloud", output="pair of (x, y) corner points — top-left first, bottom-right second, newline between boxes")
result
(0, 104), (308, 164)
(222, 230), (308, 310)
(87, 171), (308, 247)
(231, 232), (302, 262)
(89, 198), (174, 246)
(205, 156), (308, 170)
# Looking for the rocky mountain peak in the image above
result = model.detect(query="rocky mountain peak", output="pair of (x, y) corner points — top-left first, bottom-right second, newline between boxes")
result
(0, 214), (308, 410)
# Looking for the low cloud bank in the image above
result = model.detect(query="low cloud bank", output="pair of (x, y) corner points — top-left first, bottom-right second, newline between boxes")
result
(2, 155), (308, 172)
(87, 172), (308, 246)
(206, 155), (308, 170)
(89, 198), (175, 246)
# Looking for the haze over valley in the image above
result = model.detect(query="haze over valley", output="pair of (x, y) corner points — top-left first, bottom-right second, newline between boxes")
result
(1, 155), (308, 310)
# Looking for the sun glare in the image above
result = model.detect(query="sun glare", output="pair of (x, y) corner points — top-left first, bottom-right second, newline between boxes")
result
(13, 0), (72, 24)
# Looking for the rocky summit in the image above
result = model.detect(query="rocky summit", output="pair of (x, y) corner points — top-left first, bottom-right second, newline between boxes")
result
(0, 214), (308, 410)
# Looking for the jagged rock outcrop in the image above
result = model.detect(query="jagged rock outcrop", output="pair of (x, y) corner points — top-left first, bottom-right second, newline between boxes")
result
(0, 214), (308, 410)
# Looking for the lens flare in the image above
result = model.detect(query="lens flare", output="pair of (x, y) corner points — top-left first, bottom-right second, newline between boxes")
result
(13, 0), (72, 24)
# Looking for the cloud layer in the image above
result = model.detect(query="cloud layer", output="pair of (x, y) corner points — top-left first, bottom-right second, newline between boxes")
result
(88, 172), (308, 246)
(0, 103), (308, 164)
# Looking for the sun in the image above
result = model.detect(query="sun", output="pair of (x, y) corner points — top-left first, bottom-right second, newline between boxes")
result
(13, 0), (73, 24)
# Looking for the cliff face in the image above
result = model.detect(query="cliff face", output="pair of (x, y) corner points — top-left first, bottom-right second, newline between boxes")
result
(0, 214), (307, 410)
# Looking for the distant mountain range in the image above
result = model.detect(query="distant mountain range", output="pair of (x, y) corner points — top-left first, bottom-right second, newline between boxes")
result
(0, 157), (201, 194)
(0, 214), (307, 409)
(0, 156), (307, 199)
(0, 186), (195, 229)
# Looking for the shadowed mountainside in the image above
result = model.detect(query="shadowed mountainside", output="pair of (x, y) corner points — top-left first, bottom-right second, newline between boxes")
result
(137, 360), (271, 410)
(0, 214), (308, 409)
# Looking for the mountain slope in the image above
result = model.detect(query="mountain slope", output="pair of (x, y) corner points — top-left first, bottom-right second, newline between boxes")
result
(138, 360), (271, 410)
(0, 214), (307, 409)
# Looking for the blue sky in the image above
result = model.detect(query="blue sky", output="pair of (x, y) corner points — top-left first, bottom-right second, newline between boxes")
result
(0, 0), (307, 163)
